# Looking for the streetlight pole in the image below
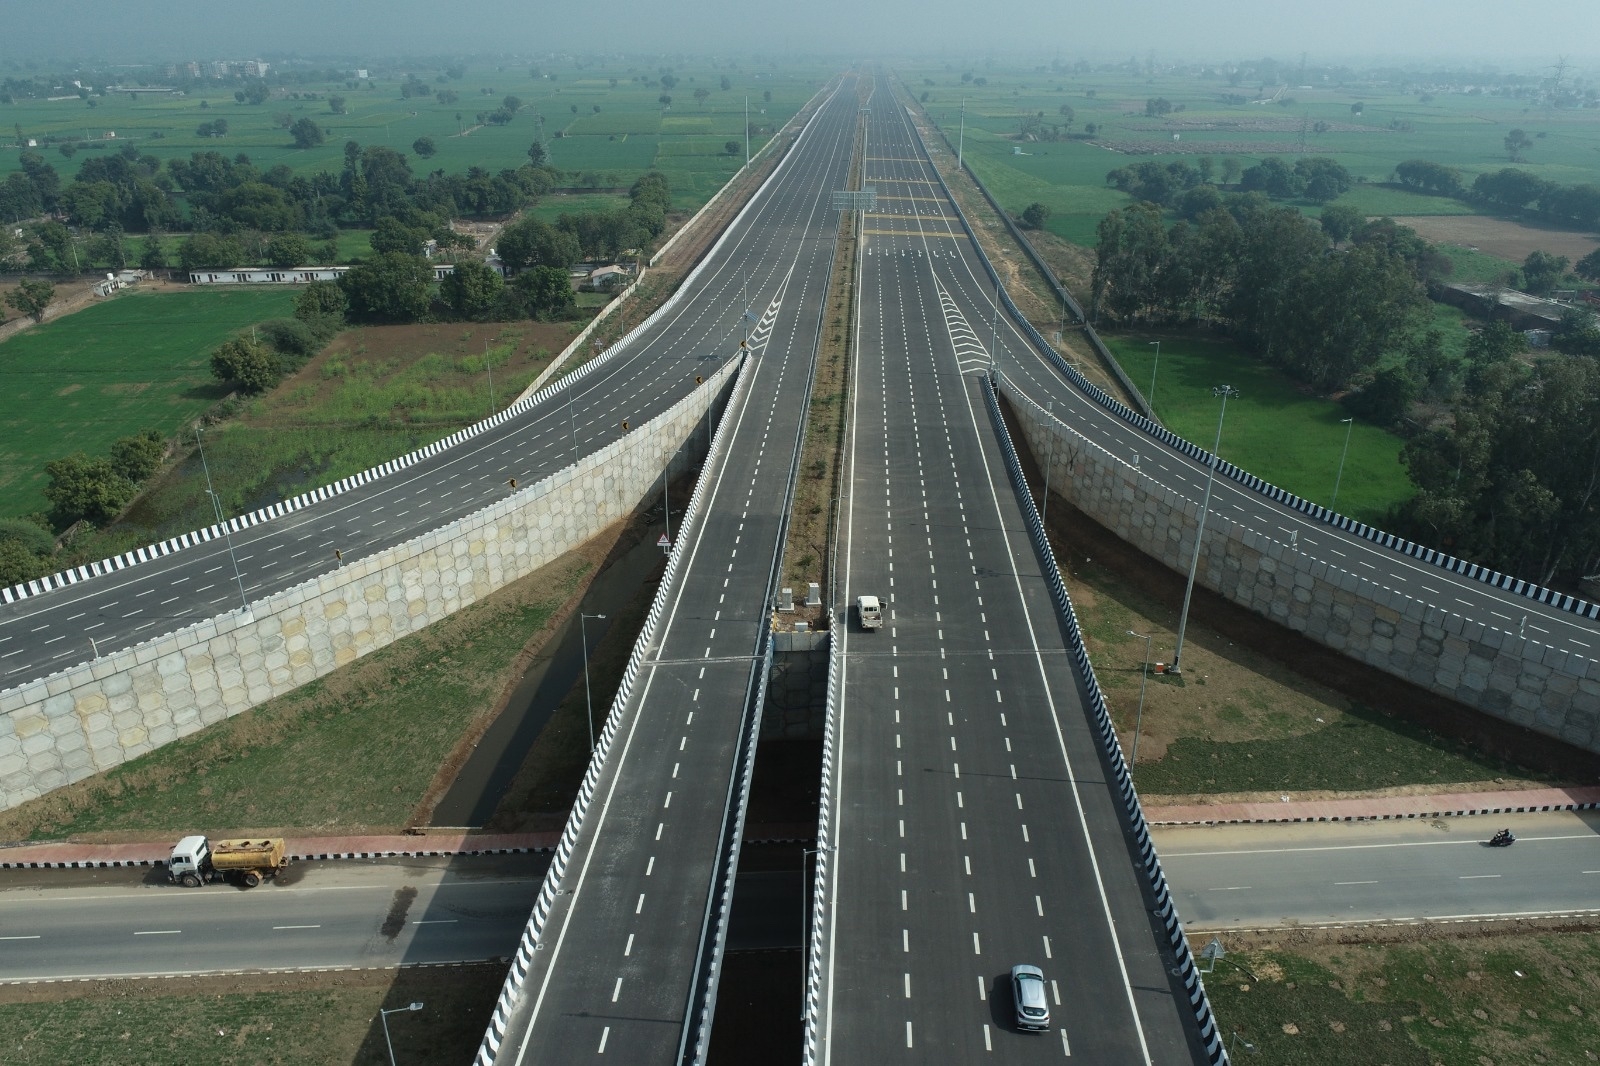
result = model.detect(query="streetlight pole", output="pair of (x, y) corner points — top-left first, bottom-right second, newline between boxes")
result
(957, 97), (966, 169)
(194, 425), (251, 617)
(1147, 340), (1161, 412)
(580, 612), (607, 751)
(988, 279), (1000, 372)
(1126, 629), (1152, 773)
(1171, 385), (1239, 674)
(1330, 416), (1355, 509)
(1041, 401), (1056, 526)
(379, 1001), (424, 1066)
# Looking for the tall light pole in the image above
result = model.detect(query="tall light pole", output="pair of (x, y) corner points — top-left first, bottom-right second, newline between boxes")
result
(1041, 401), (1056, 526)
(1147, 340), (1161, 412)
(744, 95), (750, 169)
(194, 426), (251, 617)
(1126, 629), (1153, 772)
(1171, 385), (1239, 674)
(580, 612), (607, 751)
(379, 1001), (424, 1066)
(1330, 416), (1355, 509)
(988, 279), (1001, 371)
(957, 97), (966, 168)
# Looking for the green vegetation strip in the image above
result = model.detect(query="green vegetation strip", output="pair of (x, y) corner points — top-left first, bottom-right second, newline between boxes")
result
(1209, 932), (1600, 1065)
(1101, 334), (1412, 525)
(0, 289), (295, 519)
(0, 965), (505, 1066)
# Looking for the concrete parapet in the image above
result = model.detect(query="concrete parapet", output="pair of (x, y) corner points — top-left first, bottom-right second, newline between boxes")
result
(0, 362), (738, 813)
(1000, 377), (1600, 756)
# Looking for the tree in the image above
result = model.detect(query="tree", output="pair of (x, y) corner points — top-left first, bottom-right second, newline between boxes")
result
(658, 94), (672, 108)
(1318, 204), (1364, 246)
(439, 259), (504, 320)
(1504, 128), (1533, 163)
(294, 279), (347, 321)
(720, 76), (732, 91)
(5, 277), (54, 322)
(1575, 248), (1600, 283)
(511, 265), (575, 320)
(527, 141), (547, 166)
(1020, 202), (1051, 229)
(140, 232), (169, 271)
(0, 539), (47, 588)
(1145, 97), (1173, 117)
(43, 453), (136, 526)
(693, 87), (710, 108)
(290, 117), (325, 149)
(265, 232), (314, 268)
(1521, 249), (1569, 295)
(725, 140), (740, 155)
(328, 95), (347, 114)
(1058, 103), (1076, 127)
(210, 336), (282, 393)
(177, 233), (244, 271)
(412, 136), (437, 158)
(109, 429), (166, 482)
(496, 216), (580, 273)
(338, 251), (434, 321)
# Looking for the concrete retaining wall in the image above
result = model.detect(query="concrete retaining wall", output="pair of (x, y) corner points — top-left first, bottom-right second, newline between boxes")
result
(1000, 374), (1600, 756)
(0, 361), (739, 813)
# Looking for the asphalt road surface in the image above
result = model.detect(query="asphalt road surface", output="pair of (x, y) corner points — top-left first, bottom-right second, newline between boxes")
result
(492, 75), (860, 1065)
(813, 84), (1204, 1065)
(1155, 809), (1600, 930)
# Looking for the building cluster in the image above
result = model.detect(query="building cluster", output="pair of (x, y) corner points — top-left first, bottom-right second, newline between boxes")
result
(163, 60), (271, 80)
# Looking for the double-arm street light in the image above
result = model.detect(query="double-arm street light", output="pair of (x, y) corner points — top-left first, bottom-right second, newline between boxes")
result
(1126, 629), (1153, 773)
(1171, 385), (1239, 674)
(1330, 416), (1355, 509)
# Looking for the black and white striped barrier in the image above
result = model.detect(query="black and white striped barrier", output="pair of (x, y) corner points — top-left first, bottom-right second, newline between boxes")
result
(982, 372), (1230, 1066)
(473, 349), (759, 1066)
(0, 839), (554, 871)
(801, 620), (841, 1065)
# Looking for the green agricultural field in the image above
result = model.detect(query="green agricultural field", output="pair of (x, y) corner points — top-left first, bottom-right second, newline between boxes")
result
(1103, 334), (1412, 524)
(898, 64), (1600, 247)
(1, 61), (828, 212)
(0, 288), (295, 519)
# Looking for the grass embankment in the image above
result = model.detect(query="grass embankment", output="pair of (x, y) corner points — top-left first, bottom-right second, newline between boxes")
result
(1206, 927), (1600, 1065)
(1102, 333), (1414, 526)
(0, 289), (295, 519)
(0, 964), (504, 1066)
(116, 320), (569, 544)
(0, 535), (611, 840)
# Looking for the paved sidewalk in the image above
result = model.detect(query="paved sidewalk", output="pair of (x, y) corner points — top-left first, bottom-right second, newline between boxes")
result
(0, 831), (559, 870)
(1143, 784), (1600, 826)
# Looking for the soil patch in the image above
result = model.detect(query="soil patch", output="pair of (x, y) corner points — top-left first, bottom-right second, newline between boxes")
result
(1393, 214), (1600, 264)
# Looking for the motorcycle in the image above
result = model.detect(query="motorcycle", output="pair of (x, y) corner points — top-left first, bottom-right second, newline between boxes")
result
(1487, 830), (1516, 847)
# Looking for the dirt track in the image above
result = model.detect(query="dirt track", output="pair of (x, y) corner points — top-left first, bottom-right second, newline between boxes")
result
(1393, 214), (1600, 263)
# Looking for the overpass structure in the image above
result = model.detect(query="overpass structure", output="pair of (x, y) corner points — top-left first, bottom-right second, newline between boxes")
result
(475, 76), (864, 1063)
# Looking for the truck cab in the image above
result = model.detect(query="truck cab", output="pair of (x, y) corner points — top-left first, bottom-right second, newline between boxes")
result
(856, 595), (883, 630)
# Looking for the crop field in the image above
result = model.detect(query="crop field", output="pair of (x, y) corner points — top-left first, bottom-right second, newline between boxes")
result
(1103, 334), (1412, 524)
(898, 65), (1600, 248)
(0, 61), (830, 211)
(0, 288), (295, 519)
(1392, 213), (1600, 263)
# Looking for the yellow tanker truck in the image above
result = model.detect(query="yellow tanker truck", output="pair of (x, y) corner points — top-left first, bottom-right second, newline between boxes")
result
(168, 836), (288, 888)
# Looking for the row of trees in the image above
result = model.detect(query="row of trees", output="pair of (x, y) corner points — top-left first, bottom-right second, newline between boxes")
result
(1092, 198), (1432, 390)
(1106, 155), (1354, 211)
(1389, 158), (1600, 233)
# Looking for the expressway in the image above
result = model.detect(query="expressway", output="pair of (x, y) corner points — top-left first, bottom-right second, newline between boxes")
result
(813, 87), (1203, 1063)
(487, 76), (862, 1064)
(0, 77), (848, 693)
(876, 82), (1600, 668)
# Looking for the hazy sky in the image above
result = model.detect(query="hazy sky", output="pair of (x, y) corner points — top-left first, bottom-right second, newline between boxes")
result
(6, 0), (1600, 67)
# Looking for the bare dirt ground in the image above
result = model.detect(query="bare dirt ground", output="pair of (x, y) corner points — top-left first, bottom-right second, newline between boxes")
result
(1393, 214), (1600, 263)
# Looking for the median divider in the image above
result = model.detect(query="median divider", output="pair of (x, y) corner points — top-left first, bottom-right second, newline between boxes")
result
(982, 371), (1229, 1066)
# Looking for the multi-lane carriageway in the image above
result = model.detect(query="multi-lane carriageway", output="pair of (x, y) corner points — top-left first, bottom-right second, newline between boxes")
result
(813, 88), (1206, 1064)
(482, 78), (860, 1064)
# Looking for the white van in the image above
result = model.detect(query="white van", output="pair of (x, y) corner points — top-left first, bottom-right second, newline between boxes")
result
(856, 595), (883, 630)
